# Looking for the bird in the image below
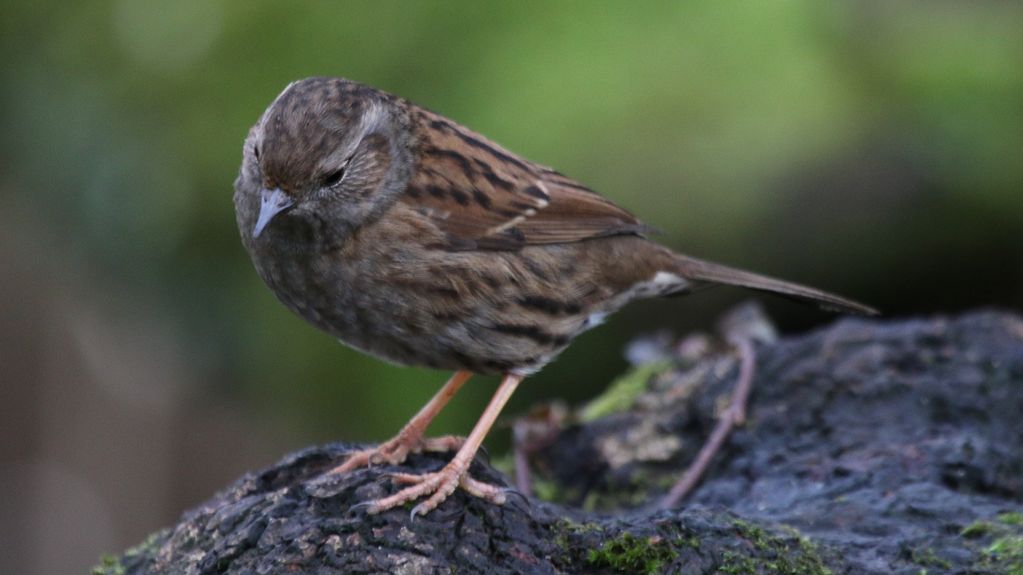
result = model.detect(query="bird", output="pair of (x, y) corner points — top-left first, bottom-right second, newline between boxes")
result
(234, 77), (876, 517)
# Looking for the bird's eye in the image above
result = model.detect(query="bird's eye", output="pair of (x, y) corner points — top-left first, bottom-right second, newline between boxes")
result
(321, 167), (346, 188)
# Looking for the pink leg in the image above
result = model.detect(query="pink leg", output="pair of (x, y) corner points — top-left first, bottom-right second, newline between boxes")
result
(327, 370), (473, 474)
(365, 373), (525, 516)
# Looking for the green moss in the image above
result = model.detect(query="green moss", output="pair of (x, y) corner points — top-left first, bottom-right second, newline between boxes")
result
(720, 550), (759, 574)
(549, 517), (607, 568)
(586, 532), (678, 575)
(551, 525), (570, 553)
(1000, 512), (1023, 526)
(551, 518), (603, 551)
(962, 520), (996, 538)
(556, 520), (688, 574)
(964, 512), (1023, 575)
(733, 519), (770, 547)
(909, 547), (951, 570)
(983, 535), (1023, 575)
(91, 555), (125, 575)
(719, 520), (833, 575)
(92, 529), (168, 575)
(553, 517), (603, 537)
(579, 361), (671, 422)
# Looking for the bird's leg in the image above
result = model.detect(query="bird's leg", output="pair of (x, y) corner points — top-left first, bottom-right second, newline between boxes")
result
(327, 370), (473, 474)
(365, 373), (524, 516)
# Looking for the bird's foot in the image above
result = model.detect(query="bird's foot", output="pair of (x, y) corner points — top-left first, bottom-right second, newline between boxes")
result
(366, 460), (507, 517)
(327, 434), (465, 474)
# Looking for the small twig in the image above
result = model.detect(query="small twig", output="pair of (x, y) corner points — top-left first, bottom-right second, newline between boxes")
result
(659, 335), (756, 509)
(511, 403), (567, 496)
(512, 420), (534, 496)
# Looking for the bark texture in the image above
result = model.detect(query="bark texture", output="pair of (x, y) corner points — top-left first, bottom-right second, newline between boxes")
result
(96, 311), (1023, 574)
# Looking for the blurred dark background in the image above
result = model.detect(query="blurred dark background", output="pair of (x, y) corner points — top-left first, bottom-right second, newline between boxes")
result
(2, 1), (1021, 572)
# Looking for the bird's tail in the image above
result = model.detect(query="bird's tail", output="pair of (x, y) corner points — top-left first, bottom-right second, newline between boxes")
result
(672, 253), (878, 316)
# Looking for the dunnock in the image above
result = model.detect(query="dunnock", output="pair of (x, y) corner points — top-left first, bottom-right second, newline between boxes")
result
(234, 77), (875, 516)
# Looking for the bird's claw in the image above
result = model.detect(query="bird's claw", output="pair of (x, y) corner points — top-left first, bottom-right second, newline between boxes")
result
(359, 463), (506, 516)
(348, 500), (378, 514)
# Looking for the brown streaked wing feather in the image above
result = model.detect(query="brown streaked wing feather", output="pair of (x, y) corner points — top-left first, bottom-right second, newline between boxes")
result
(400, 110), (652, 251)
(516, 179), (655, 245)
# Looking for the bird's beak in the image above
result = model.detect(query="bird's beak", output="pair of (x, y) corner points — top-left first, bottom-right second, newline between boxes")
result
(252, 188), (294, 238)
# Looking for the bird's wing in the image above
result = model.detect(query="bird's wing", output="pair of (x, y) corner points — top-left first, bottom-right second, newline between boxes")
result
(398, 111), (653, 251)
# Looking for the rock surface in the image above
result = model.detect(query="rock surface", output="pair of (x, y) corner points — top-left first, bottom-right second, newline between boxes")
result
(96, 311), (1023, 574)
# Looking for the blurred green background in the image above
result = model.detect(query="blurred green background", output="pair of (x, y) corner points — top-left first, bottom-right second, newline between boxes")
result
(2, 1), (1022, 572)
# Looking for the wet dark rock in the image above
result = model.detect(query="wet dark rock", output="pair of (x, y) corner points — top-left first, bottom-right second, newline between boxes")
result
(96, 311), (1023, 574)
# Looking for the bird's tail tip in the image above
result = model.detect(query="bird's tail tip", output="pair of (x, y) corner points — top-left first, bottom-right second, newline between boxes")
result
(673, 253), (878, 316)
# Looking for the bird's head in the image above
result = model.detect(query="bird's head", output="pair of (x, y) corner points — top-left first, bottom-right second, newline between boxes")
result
(237, 77), (413, 242)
